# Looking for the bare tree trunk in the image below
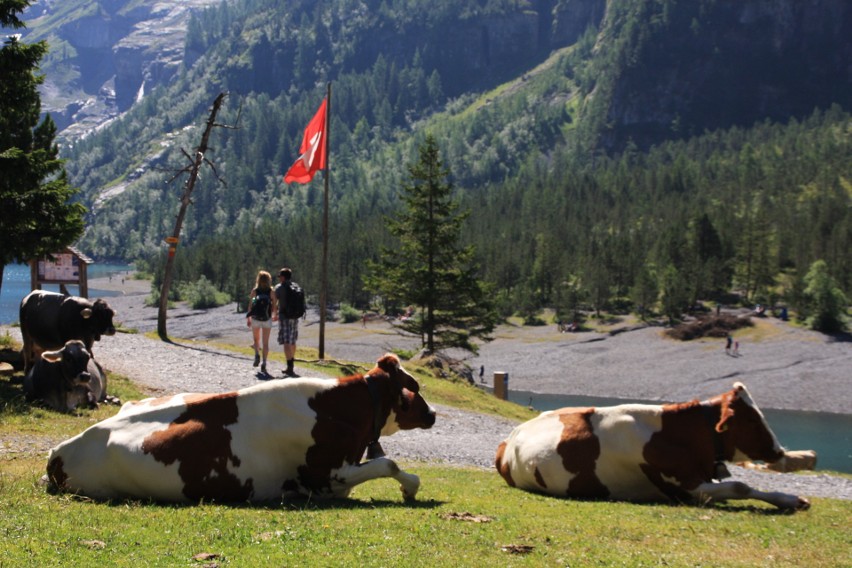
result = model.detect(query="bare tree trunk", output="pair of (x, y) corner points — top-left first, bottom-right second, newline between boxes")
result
(157, 93), (228, 339)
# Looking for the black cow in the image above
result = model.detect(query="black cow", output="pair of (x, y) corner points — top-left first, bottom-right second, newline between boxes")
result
(20, 290), (116, 372)
(23, 340), (107, 412)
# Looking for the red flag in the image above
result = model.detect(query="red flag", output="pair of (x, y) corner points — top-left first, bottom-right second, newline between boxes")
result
(284, 98), (328, 184)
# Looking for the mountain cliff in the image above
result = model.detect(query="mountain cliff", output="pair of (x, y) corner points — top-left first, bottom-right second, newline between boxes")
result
(20, 0), (220, 138)
(20, 0), (851, 152)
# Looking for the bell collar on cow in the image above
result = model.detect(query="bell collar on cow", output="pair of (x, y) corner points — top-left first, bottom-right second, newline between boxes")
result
(701, 404), (731, 480)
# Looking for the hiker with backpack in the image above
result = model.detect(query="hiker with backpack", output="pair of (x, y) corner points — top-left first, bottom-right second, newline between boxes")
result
(274, 267), (306, 377)
(246, 270), (276, 374)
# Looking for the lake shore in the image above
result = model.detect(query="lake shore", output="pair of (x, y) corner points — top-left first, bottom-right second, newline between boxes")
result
(83, 275), (852, 415)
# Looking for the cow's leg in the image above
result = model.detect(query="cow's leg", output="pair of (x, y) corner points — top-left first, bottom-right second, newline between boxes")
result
(692, 480), (810, 510)
(333, 457), (420, 500)
(22, 335), (33, 373)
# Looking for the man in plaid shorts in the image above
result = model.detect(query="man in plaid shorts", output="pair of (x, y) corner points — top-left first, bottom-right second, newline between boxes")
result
(274, 267), (301, 377)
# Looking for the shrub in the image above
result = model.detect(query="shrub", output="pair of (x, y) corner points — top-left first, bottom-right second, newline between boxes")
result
(180, 276), (230, 309)
(666, 314), (753, 341)
(339, 303), (362, 323)
(0, 331), (15, 350)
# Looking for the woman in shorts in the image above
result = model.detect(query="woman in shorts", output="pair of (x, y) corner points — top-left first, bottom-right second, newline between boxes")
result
(246, 270), (276, 374)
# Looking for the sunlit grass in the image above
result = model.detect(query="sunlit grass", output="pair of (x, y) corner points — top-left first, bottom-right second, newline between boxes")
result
(2, 332), (850, 566)
(1, 458), (849, 567)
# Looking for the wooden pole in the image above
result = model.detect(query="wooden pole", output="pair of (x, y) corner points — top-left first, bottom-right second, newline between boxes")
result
(319, 82), (331, 360)
(157, 93), (227, 339)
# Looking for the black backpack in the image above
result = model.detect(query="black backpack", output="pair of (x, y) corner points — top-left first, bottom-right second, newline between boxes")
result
(283, 281), (306, 319)
(249, 290), (272, 321)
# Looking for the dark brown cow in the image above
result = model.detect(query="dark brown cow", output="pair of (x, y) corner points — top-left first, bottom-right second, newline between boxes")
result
(45, 354), (435, 502)
(495, 383), (812, 510)
(23, 340), (106, 412)
(20, 290), (116, 372)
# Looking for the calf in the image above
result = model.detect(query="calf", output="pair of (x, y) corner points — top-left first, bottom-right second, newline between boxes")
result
(495, 383), (811, 510)
(45, 354), (436, 503)
(20, 290), (116, 372)
(23, 340), (106, 412)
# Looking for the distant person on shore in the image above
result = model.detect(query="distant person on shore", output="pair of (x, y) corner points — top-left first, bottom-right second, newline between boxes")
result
(274, 267), (305, 377)
(246, 270), (275, 375)
(725, 334), (733, 354)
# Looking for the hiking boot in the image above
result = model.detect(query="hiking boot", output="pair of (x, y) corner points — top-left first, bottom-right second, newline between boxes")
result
(253, 352), (260, 367)
(261, 363), (267, 374)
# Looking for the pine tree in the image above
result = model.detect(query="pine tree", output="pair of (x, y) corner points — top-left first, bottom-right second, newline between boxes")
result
(0, 0), (85, 295)
(364, 135), (498, 354)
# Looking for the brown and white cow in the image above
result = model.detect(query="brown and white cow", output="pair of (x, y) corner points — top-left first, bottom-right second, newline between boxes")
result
(495, 383), (811, 510)
(44, 354), (435, 503)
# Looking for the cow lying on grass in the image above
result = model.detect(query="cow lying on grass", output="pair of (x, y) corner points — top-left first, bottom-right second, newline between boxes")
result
(44, 354), (435, 503)
(24, 340), (107, 412)
(495, 382), (812, 510)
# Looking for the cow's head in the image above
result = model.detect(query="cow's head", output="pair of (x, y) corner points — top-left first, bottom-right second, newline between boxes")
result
(374, 353), (436, 432)
(41, 340), (93, 411)
(81, 299), (116, 339)
(715, 383), (784, 464)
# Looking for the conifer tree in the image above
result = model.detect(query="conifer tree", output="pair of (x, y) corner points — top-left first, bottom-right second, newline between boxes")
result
(802, 260), (848, 333)
(365, 135), (498, 354)
(0, 0), (85, 295)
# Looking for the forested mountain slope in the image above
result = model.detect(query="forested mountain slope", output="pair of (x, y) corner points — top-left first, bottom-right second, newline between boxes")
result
(42, 0), (851, 314)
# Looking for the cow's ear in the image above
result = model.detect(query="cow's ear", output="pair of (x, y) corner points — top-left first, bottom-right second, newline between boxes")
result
(377, 353), (420, 393)
(81, 308), (93, 319)
(376, 353), (400, 372)
(42, 350), (62, 363)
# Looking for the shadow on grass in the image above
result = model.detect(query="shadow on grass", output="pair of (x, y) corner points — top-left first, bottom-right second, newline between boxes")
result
(59, 491), (446, 511)
(0, 373), (28, 415)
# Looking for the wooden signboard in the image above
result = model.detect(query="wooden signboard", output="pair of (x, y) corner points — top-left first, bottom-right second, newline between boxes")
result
(29, 246), (93, 298)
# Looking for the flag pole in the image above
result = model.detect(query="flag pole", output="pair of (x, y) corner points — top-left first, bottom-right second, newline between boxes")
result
(319, 82), (331, 360)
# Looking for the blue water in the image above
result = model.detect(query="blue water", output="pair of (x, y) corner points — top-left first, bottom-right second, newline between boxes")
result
(0, 263), (132, 325)
(508, 390), (852, 474)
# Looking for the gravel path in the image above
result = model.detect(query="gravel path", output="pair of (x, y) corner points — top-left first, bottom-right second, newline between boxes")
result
(3, 279), (850, 502)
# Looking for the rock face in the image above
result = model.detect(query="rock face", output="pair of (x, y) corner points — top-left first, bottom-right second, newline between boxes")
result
(26, 0), (220, 140)
(27, 0), (607, 139)
(24, 0), (850, 148)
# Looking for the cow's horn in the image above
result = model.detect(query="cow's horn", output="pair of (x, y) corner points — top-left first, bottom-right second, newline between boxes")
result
(81, 308), (93, 319)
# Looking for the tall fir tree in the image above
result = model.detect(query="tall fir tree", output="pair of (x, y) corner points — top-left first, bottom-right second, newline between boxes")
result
(0, 0), (85, 295)
(802, 259), (848, 333)
(364, 134), (498, 354)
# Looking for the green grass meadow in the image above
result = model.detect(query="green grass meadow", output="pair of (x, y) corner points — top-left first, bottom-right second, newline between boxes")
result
(2, 460), (850, 567)
(1, 345), (850, 566)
